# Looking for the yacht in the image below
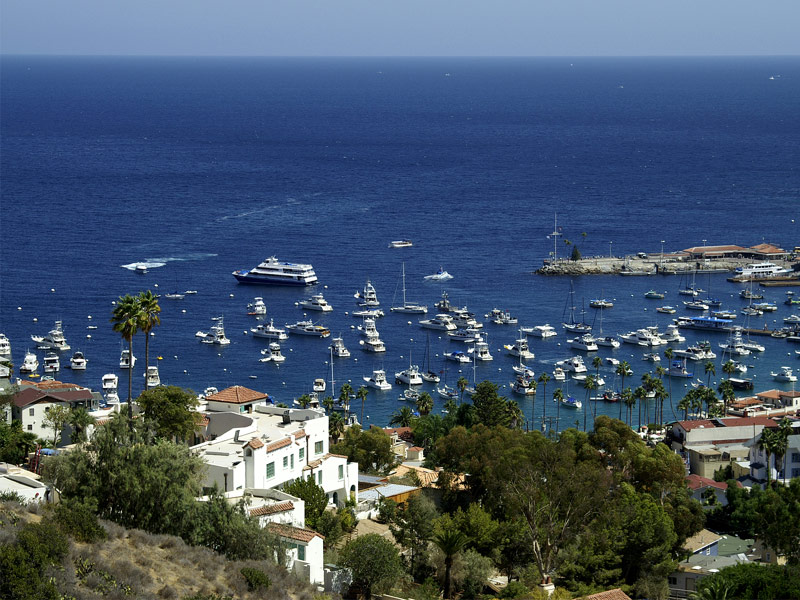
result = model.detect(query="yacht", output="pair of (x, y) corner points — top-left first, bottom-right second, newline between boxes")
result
(358, 317), (379, 337)
(451, 308), (482, 330)
(718, 328), (751, 356)
(739, 289), (764, 300)
(395, 364), (423, 386)
(469, 336), (493, 361)
(645, 290), (666, 299)
(512, 363), (535, 378)
(197, 316), (232, 345)
(390, 263), (428, 314)
(105, 391), (120, 405)
(589, 299), (613, 309)
(557, 356), (587, 373)
(784, 315), (800, 324)
(752, 302), (777, 312)
(388, 240), (413, 248)
(102, 373), (118, 392)
(120, 349), (136, 369)
(522, 324), (557, 338)
(419, 314), (457, 331)
(434, 290), (459, 313)
(656, 306), (677, 314)
(250, 319), (288, 340)
(69, 351), (87, 370)
(135, 264), (148, 275)
(595, 335), (621, 349)
(741, 306), (763, 317)
(355, 279), (380, 307)
(448, 328), (481, 343)
(684, 301), (709, 311)
(360, 334), (386, 353)
(573, 374), (606, 387)
(19, 351), (39, 373)
(771, 366), (797, 382)
(232, 256), (318, 286)
(712, 310), (737, 320)
(145, 365), (160, 388)
(424, 267), (453, 281)
(486, 309), (518, 325)
(313, 378), (326, 393)
(561, 396), (582, 410)
(260, 342), (286, 363)
(735, 262), (792, 279)
(619, 329), (664, 347)
(0, 334), (11, 357)
(642, 352), (661, 362)
(247, 297), (267, 315)
(741, 338), (765, 353)
(605, 357), (620, 366)
(445, 351), (470, 364)
(437, 384), (458, 401)
(569, 334), (599, 352)
(352, 308), (385, 318)
(363, 369), (392, 391)
(552, 366), (566, 381)
(43, 352), (60, 373)
(504, 337), (535, 360)
(31, 320), (71, 351)
(399, 388), (421, 403)
(422, 370), (441, 383)
(285, 320), (331, 338)
(511, 375), (537, 395)
(667, 358), (693, 378)
(299, 293), (333, 312)
(164, 292), (185, 300)
(661, 324), (685, 343)
(330, 336), (350, 358)
(674, 342), (716, 361)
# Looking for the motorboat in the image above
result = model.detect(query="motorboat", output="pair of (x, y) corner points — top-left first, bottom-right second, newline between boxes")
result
(358, 317), (379, 337)
(595, 335), (621, 349)
(448, 328), (481, 343)
(19, 351), (39, 373)
(363, 369), (392, 391)
(135, 264), (148, 275)
(512, 363), (535, 378)
(573, 374), (606, 387)
(105, 391), (120, 405)
(674, 342), (716, 361)
(434, 290), (455, 313)
(739, 289), (764, 300)
(661, 324), (685, 343)
(421, 333), (440, 383)
(505, 337), (535, 360)
(390, 263), (428, 314)
(619, 329), (665, 347)
(642, 352), (661, 362)
(437, 384), (458, 401)
(197, 316), (232, 345)
(144, 365), (160, 388)
(645, 290), (666, 299)
(684, 301), (709, 311)
(741, 338), (765, 353)
(656, 306), (677, 314)
(678, 287), (700, 297)
(43, 353), (60, 373)
(419, 314), (457, 331)
(771, 366), (797, 382)
(469, 336), (493, 361)
(522, 324), (557, 338)
(250, 319), (288, 340)
(102, 373), (118, 391)
(561, 396), (582, 410)
(711, 310), (737, 320)
(68, 351), (87, 370)
(360, 334), (386, 353)
(247, 297), (267, 315)
(352, 308), (385, 318)
(486, 308), (518, 325)
(313, 378), (326, 393)
(164, 292), (185, 300)
(552, 366), (566, 381)
(395, 363), (423, 386)
(260, 342), (286, 363)
(511, 375), (537, 395)
(299, 293), (333, 312)
(592, 390), (621, 403)
(589, 299), (613, 309)
(568, 334), (598, 352)
(0, 334), (12, 357)
(667, 358), (693, 378)
(120, 349), (136, 369)
(718, 329), (751, 356)
(31, 320), (71, 351)
(388, 240), (413, 248)
(399, 388), (421, 403)
(752, 302), (777, 312)
(232, 256), (318, 286)
(730, 361), (748, 374)
(558, 355), (587, 373)
(285, 320), (331, 338)
(741, 307), (763, 317)
(450, 308), (482, 330)
(330, 336), (350, 358)
(445, 351), (470, 364)
(784, 315), (800, 324)
(424, 267), (453, 281)
(354, 279), (380, 307)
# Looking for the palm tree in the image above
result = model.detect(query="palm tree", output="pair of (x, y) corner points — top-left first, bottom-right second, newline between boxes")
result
(757, 428), (779, 486)
(591, 355), (602, 420)
(640, 373), (654, 426)
(111, 293), (141, 418)
(691, 391), (704, 420)
(772, 419), (792, 485)
(704, 360), (716, 388)
(582, 374), (596, 432)
(297, 394), (312, 409)
(553, 388), (564, 432)
(443, 397), (458, 415)
(138, 290), (161, 388)
(67, 406), (94, 444)
(664, 347), (676, 420)
(677, 394), (691, 422)
(323, 396), (335, 414)
(616, 361), (631, 420)
(722, 360), (736, 380)
(538, 372), (550, 432)
(506, 399), (523, 429)
(456, 376), (469, 404)
(329, 412), (345, 444)
(717, 380), (734, 417)
(655, 365), (667, 424)
(632, 386), (647, 429)
(621, 387), (634, 426)
(433, 528), (469, 599)
(339, 382), (354, 404)
(416, 392), (434, 417)
(389, 406), (416, 428)
(356, 386), (369, 425)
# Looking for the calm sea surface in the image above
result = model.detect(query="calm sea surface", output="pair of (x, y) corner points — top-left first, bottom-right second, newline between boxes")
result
(1, 56), (799, 431)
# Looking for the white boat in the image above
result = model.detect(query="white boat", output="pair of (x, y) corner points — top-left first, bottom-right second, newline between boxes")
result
(31, 320), (71, 351)
(105, 391), (120, 405)
(352, 308), (385, 318)
(569, 334), (598, 352)
(0, 334), (12, 357)
(163, 291), (185, 300)
(741, 339), (765, 353)
(363, 369), (392, 391)
(684, 301), (709, 311)
(434, 290), (457, 313)
(233, 256), (318, 286)
(667, 358), (693, 378)
(448, 327), (482, 343)
(589, 299), (613, 309)
(390, 263), (428, 314)
(43, 352), (60, 373)
(619, 329), (665, 347)
(513, 363), (535, 378)
(247, 297), (267, 315)
(135, 264), (148, 275)
(395, 363), (423, 386)
(558, 356), (587, 373)
(486, 308), (518, 325)
(360, 334), (386, 353)
(197, 316), (232, 345)
(354, 279), (380, 307)
(712, 310), (737, 320)
(735, 262), (792, 279)
(388, 240), (413, 248)
(561, 396), (582, 410)
(285, 320), (331, 338)
(120, 349), (136, 369)
(718, 328), (751, 356)
(313, 378), (326, 393)
(68, 351), (87, 370)
(102, 373), (118, 391)
(358, 318), (379, 338)
(260, 342), (286, 363)
(330, 336), (350, 358)
(300, 293), (333, 312)
(645, 290), (666, 299)
(144, 365), (160, 388)
(674, 342), (716, 361)
(437, 384), (458, 401)
(741, 306), (763, 317)
(469, 336), (493, 361)
(505, 337), (535, 360)
(451, 308), (482, 330)
(399, 388), (421, 403)
(595, 336), (621, 349)
(642, 352), (661, 362)
(419, 314), (457, 331)
(605, 357), (620, 366)
(771, 366), (797, 382)
(445, 350), (470, 364)
(784, 315), (800, 324)
(752, 302), (778, 312)
(573, 374), (606, 387)
(552, 366), (566, 381)
(740, 289), (764, 300)
(523, 324), (557, 338)
(511, 375), (537, 395)
(562, 284), (592, 333)
(421, 333), (440, 383)
(19, 351), (39, 373)
(251, 319), (288, 340)
(656, 306), (677, 314)
(424, 267), (453, 281)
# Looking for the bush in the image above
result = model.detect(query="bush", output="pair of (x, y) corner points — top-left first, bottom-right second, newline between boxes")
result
(500, 580), (531, 599)
(53, 497), (107, 543)
(240, 567), (271, 591)
(0, 521), (69, 600)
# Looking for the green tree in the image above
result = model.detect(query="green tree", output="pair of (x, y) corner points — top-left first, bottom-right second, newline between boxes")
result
(390, 493), (438, 579)
(0, 420), (37, 464)
(538, 372), (550, 432)
(138, 289), (161, 388)
(329, 411), (345, 444)
(339, 382), (353, 405)
(694, 562), (800, 600)
(553, 387), (565, 431)
(717, 380), (734, 417)
(457, 376), (469, 404)
(323, 395), (335, 413)
(331, 425), (395, 475)
(340, 533), (404, 599)
(704, 360), (716, 388)
(283, 475), (329, 530)
(571, 245), (581, 261)
(433, 527), (469, 599)
(506, 399), (524, 429)
(43, 404), (70, 447)
(416, 391), (434, 416)
(616, 361), (631, 420)
(67, 406), (93, 444)
(582, 374), (596, 432)
(357, 385), (369, 425)
(390, 406), (417, 428)
(111, 293), (141, 414)
(137, 385), (202, 441)
(472, 381), (510, 427)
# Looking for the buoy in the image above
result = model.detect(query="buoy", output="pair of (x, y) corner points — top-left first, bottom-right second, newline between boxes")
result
(157, 356), (163, 360)
(33, 318), (37, 322)
(184, 369), (188, 373)
(51, 288), (55, 293)
(17, 307), (22, 310)
(87, 315), (92, 319)
(182, 309), (186, 313)
(154, 283), (158, 287)
(230, 293), (234, 297)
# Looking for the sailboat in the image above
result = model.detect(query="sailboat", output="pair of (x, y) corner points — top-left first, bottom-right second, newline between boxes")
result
(594, 302), (620, 348)
(390, 263), (428, 314)
(678, 269), (703, 297)
(562, 282), (591, 333)
(421, 333), (440, 383)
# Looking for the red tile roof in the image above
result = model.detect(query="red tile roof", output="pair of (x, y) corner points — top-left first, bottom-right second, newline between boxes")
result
(249, 501), (294, 517)
(677, 419), (716, 431)
(266, 438), (292, 453)
(293, 430), (306, 439)
(206, 385), (268, 404)
(13, 386), (94, 408)
(246, 438), (264, 449)
(683, 245), (747, 254)
(686, 474), (742, 491)
(757, 389), (800, 400)
(267, 523), (323, 543)
(580, 589), (632, 600)
(749, 243), (786, 254)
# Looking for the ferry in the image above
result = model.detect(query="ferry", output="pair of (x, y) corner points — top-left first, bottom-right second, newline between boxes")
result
(734, 262), (792, 279)
(232, 256), (318, 286)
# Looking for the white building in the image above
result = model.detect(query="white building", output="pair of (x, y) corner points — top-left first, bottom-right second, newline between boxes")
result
(0, 465), (49, 503)
(748, 429), (800, 486)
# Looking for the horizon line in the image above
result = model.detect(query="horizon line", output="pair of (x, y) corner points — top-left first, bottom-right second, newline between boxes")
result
(2, 52), (799, 59)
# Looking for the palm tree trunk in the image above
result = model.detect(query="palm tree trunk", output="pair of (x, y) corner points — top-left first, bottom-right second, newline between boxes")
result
(144, 328), (150, 389)
(541, 384), (547, 432)
(444, 557), (453, 600)
(127, 337), (134, 419)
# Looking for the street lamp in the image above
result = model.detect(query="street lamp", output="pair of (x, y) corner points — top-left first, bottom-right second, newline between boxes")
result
(660, 240), (665, 270)
(609, 241), (613, 258)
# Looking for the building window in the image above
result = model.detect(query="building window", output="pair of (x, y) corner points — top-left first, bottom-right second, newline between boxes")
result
(291, 454), (295, 469)
(266, 462), (275, 479)
(792, 453), (800, 463)
(299, 448), (305, 460)
(283, 456), (288, 469)
(792, 468), (800, 478)
(27, 425), (33, 431)
(668, 577), (677, 586)
(298, 544), (305, 561)
(317, 471), (322, 485)
(29, 408), (34, 416)
(315, 441), (323, 455)
(338, 465), (344, 480)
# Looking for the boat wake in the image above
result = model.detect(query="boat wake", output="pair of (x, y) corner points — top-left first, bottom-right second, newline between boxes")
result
(121, 253), (217, 271)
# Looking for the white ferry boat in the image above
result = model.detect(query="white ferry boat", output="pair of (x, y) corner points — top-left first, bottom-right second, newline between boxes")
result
(232, 256), (318, 286)
(735, 262), (792, 279)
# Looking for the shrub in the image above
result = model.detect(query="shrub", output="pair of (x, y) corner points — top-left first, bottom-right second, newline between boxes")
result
(240, 567), (271, 591)
(53, 497), (107, 542)
(500, 580), (531, 599)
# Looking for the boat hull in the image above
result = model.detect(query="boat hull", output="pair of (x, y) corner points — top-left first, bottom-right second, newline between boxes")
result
(233, 271), (316, 286)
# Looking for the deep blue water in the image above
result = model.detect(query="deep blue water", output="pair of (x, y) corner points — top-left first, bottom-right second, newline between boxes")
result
(1, 56), (799, 431)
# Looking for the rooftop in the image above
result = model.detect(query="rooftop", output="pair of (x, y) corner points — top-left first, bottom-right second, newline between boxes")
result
(206, 385), (269, 404)
(267, 523), (323, 543)
(684, 528), (722, 553)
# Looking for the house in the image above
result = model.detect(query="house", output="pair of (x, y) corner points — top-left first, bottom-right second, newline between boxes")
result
(0, 464), (48, 503)
(202, 385), (271, 414)
(746, 430), (800, 486)
(729, 390), (800, 417)
(579, 590), (632, 600)
(686, 475), (743, 508)
(668, 554), (750, 599)
(267, 523), (325, 585)
(683, 528), (722, 557)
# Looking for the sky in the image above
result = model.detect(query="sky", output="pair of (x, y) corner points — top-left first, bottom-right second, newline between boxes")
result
(1, 0), (799, 57)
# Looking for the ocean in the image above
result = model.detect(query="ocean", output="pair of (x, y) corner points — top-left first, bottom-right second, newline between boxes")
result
(1, 55), (799, 431)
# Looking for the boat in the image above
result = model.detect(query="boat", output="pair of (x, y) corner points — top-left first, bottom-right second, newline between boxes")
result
(739, 289), (764, 300)
(487, 309), (518, 325)
(390, 263), (428, 314)
(784, 315), (800, 324)
(354, 279), (380, 307)
(656, 306), (677, 314)
(251, 319), (288, 340)
(102, 373), (118, 391)
(589, 299), (613, 309)
(661, 324), (685, 343)
(552, 366), (566, 381)
(562, 284), (592, 333)
(437, 384), (458, 401)
(120, 349), (136, 369)
(31, 320), (71, 351)
(424, 267), (453, 281)
(184, 290), (198, 295)
(421, 333), (440, 383)
(642, 352), (661, 362)
(260, 342), (286, 363)
(164, 292), (185, 300)
(388, 240), (413, 248)
(68, 351), (87, 370)
(558, 355), (587, 373)
(675, 316), (734, 332)
(358, 317), (379, 337)
(522, 324), (557, 338)
(718, 328), (751, 356)
(752, 302), (777, 312)
(505, 336), (535, 360)
(667, 358), (693, 378)
(450, 308), (482, 330)
(674, 341), (716, 361)
(605, 357), (620, 366)
(511, 375), (537, 395)
(573, 374), (606, 387)
(299, 293), (333, 312)
(771, 366), (797, 382)
(43, 352), (60, 373)
(135, 264), (148, 275)
(592, 390), (621, 403)
(352, 308), (385, 318)
(313, 378), (326, 393)
(232, 256), (318, 286)
(684, 301), (709, 311)
(395, 363), (423, 386)
(330, 336), (350, 358)
(561, 396), (582, 409)
(619, 328), (666, 347)
(144, 365), (160, 388)
(196, 316), (232, 345)
(0, 334), (10, 357)
(399, 388), (421, 403)
(445, 350), (470, 364)
(596, 335), (621, 349)
(247, 297), (267, 316)
(419, 314), (457, 331)
(360, 334), (386, 353)
(711, 310), (737, 320)
(469, 335), (493, 361)
(734, 262), (793, 279)
(645, 290), (666, 299)
(729, 377), (754, 390)
(448, 328), (481, 343)
(285, 320), (331, 338)
(569, 334), (599, 352)
(363, 369), (392, 391)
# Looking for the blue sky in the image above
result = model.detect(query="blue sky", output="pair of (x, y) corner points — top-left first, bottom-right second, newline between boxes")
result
(2, 0), (798, 56)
